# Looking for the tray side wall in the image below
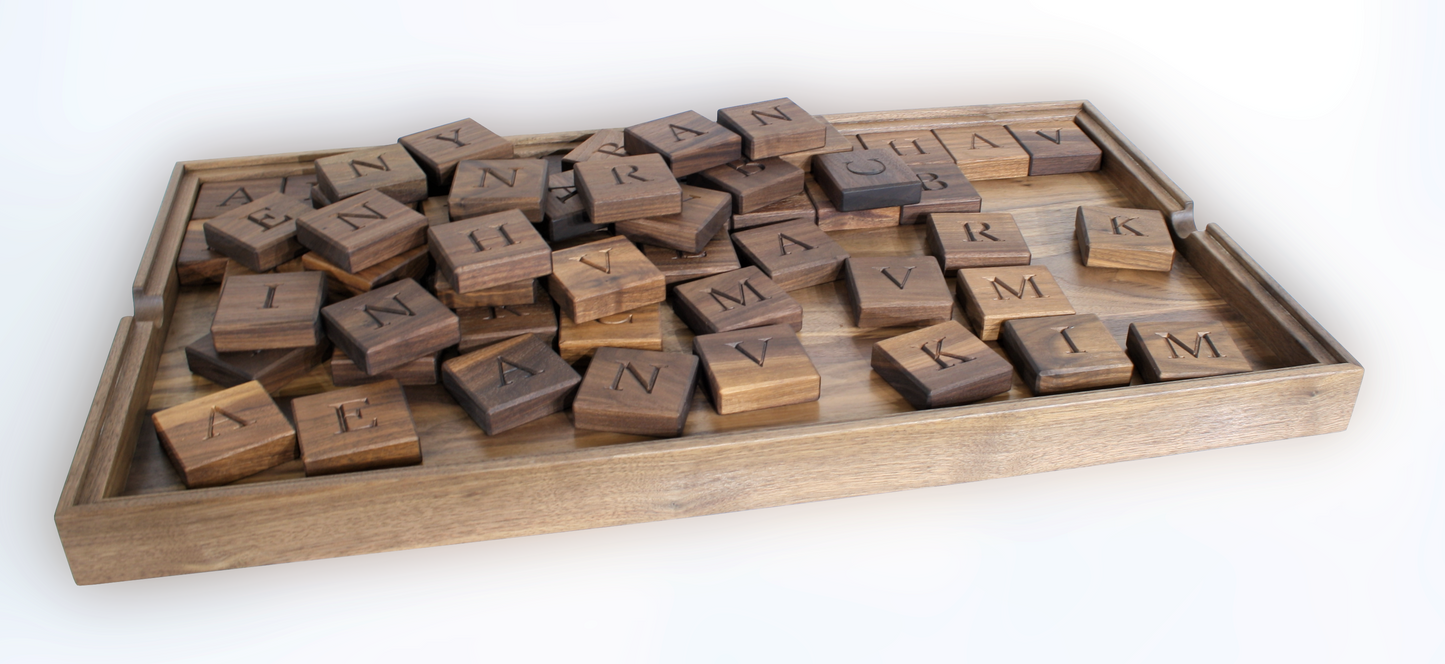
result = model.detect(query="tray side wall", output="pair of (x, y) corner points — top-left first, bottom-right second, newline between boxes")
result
(57, 363), (1360, 585)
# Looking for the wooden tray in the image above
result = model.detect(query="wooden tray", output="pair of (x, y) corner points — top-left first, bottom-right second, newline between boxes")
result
(54, 101), (1363, 585)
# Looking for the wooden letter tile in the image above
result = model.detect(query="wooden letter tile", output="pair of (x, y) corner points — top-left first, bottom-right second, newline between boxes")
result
(302, 245), (431, 299)
(433, 273), (539, 309)
(321, 278), (460, 375)
(291, 379), (422, 476)
(541, 171), (603, 242)
(448, 158), (548, 222)
(314, 144), (428, 204)
(932, 125), (1031, 181)
(672, 266), (802, 335)
(716, 98), (826, 160)
(428, 209), (551, 293)
(694, 324), (820, 415)
(557, 304), (664, 363)
(956, 265), (1075, 341)
(282, 174), (318, 207)
(398, 118), (513, 192)
(858, 131), (956, 167)
(777, 122), (852, 172)
(844, 257), (952, 329)
(1075, 206), (1175, 272)
(151, 381), (296, 488)
(1005, 122), (1103, 176)
(422, 196), (450, 227)
(926, 212), (1032, 273)
(330, 348), (439, 386)
(812, 149), (922, 212)
(731, 190), (815, 231)
(562, 128), (630, 166)
(624, 110), (743, 177)
(191, 178), (284, 220)
(804, 177), (899, 231)
(548, 235), (666, 322)
(573, 154), (682, 224)
(185, 332), (330, 394)
(178, 220), (227, 285)
(1126, 321), (1251, 383)
(898, 162), (981, 224)
(870, 320), (1013, 409)
(614, 185), (731, 254)
(641, 232), (740, 285)
(693, 157), (804, 213)
(572, 348), (699, 437)
(202, 191), (315, 272)
(458, 298), (559, 354)
(731, 218), (850, 291)
(441, 333), (581, 435)
(297, 190), (428, 273)
(211, 272), (326, 352)
(999, 313), (1134, 394)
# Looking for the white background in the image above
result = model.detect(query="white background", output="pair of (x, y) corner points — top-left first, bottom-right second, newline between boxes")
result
(1, 0), (1441, 661)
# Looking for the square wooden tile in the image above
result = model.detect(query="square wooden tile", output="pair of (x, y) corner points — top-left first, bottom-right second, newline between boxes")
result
(694, 324), (820, 415)
(398, 118), (513, 192)
(448, 158), (548, 222)
(956, 265), (1075, 340)
(641, 232), (741, 285)
(321, 278), (460, 375)
(899, 162), (981, 224)
(151, 381), (296, 488)
(314, 144), (428, 204)
(191, 178), (285, 220)
(624, 110), (743, 177)
(1075, 206), (1175, 272)
(458, 297), (559, 354)
(693, 157), (805, 213)
(716, 98), (826, 159)
(926, 212), (1031, 273)
(1126, 321), (1251, 383)
(999, 313), (1134, 394)
(557, 303), (664, 364)
(178, 220), (227, 285)
(812, 149), (922, 212)
(301, 245), (431, 299)
(614, 185), (730, 254)
(422, 196), (450, 227)
(548, 235), (666, 323)
(428, 209), (552, 293)
(1005, 122), (1102, 176)
(291, 379), (422, 476)
(541, 171), (599, 242)
(211, 272), (327, 352)
(844, 257), (953, 329)
(330, 348), (439, 387)
(433, 272), (539, 309)
(184, 332), (329, 394)
(441, 333), (581, 435)
(858, 131), (956, 167)
(777, 122), (851, 172)
(572, 347), (700, 437)
(731, 190), (816, 231)
(672, 266), (802, 335)
(296, 190), (429, 273)
(731, 218), (849, 291)
(573, 153), (682, 224)
(804, 177), (899, 231)
(932, 125), (1030, 181)
(562, 128), (630, 166)
(870, 320), (1013, 409)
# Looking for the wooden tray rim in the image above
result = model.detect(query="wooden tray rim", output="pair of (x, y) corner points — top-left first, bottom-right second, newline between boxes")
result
(58, 99), (1363, 584)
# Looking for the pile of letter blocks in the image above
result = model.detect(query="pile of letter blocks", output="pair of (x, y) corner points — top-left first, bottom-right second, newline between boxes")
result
(161, 98), (1250, 489)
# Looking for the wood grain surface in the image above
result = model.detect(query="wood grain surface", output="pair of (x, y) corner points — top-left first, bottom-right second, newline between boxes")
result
(57, 101), (1364, 585)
